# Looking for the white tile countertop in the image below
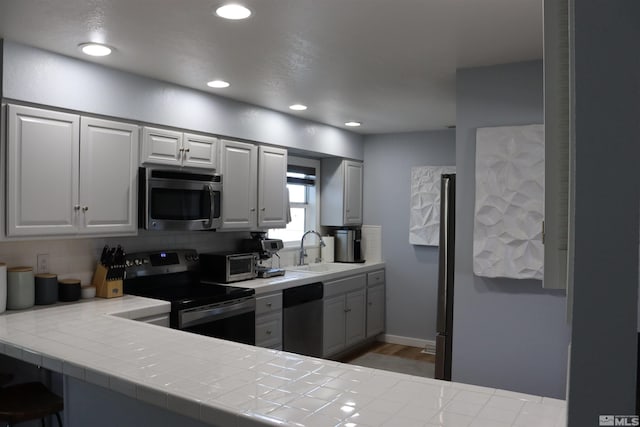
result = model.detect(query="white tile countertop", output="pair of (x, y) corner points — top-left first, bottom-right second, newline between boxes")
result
(0, 273), (567, 427)
(234, 262), (387, 295)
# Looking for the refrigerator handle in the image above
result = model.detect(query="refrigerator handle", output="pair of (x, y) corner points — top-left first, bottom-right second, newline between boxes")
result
(440, 176), (451, 317)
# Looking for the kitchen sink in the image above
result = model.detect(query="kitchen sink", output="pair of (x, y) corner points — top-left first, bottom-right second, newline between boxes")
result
(287, 263), (356, 274)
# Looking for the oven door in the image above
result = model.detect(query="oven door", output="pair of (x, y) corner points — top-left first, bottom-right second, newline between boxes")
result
(143, 169), (222, 231)
(177, 297), (255, 345)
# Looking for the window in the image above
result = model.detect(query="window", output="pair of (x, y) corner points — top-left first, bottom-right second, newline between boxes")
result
(268, 157), (319, 244)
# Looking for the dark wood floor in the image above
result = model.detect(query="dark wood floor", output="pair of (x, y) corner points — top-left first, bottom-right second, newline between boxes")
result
(341, 342), (436, 364)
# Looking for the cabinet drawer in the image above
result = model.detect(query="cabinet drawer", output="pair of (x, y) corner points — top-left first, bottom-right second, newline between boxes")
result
(367, 270), (385, 287)
(324, 274), (366, 298)
(256, 292), (282, 315)
(255, 312), (282, 347)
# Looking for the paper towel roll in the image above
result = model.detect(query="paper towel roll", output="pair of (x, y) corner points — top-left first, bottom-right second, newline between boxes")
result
(321, 236), (335, 263)
(0, 263), (6, 314)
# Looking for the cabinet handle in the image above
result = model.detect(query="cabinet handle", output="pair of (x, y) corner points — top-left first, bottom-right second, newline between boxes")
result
(250, 208), (256, 212)
(344, 308), (351, 313)
(266, 303), (272, 307)
(184, 148), (190, 153)
(73, 205), (80, 211)
(368, 302), (373, 306)
(261, 207), (266, 211)
(82, 206), (89, 212)
(266, 330), (272, 335)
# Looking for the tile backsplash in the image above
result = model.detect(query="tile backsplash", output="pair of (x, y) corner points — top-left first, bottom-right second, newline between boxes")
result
(0, 225), (383, 285)
(0, 230), (250, 285)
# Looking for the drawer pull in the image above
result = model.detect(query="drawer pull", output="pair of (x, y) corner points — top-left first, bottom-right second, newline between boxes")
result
(266, 303), (272, 307)
(266, 330), (272, 335)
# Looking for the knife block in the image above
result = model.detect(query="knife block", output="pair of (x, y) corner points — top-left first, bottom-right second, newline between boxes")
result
(91, 264), (123, 299)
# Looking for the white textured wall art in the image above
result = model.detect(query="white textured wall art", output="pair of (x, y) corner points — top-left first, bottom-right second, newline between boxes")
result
(409, 166), (455, 246)
(473, 124), (544, 280)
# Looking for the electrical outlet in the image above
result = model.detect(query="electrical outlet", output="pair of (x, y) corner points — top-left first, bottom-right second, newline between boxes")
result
(37, 253), (49, 274)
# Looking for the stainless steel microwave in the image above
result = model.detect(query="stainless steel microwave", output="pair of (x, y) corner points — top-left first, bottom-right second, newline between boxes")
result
(139, 168), (222, 231)
(199, 252), (258, 283)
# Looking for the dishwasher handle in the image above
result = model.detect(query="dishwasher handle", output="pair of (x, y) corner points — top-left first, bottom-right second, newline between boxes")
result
(283, 282), (323, 307)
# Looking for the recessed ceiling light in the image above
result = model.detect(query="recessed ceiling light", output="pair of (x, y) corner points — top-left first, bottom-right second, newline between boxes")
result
(207, 80), (231, 88)
(289, 104), (307, 111)
(345, 121), (361, 127)
(79, 43), (112, 57)
(215, 4), (252, 20)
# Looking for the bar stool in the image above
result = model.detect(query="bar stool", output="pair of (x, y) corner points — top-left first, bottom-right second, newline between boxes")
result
(0, 382), (63, 426)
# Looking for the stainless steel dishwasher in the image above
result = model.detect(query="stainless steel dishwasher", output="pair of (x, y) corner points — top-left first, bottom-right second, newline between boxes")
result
(282, 282), (323, 357)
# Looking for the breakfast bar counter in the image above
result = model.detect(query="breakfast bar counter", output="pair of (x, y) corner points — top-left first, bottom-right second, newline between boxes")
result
(0, 289), (566, 427)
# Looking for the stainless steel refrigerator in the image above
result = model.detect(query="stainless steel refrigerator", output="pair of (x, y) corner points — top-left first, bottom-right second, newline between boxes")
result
(435, 173), (455, 381)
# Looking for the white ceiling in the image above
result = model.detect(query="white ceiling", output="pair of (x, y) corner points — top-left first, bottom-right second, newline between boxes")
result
(0, 0), (542, 135)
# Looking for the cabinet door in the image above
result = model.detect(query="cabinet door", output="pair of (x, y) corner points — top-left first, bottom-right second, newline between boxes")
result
(219, 140), (258, 229)
(322, 295), (346, 357)
(79, 117), (139, 235)
(366, 284), (385, 338)
(7, 105), (80, 236)
(258, 146), (287, 228)
(345, 289), (366, 347)
(344, 160), (363, 225)
(183, 133), (218, 170)
(141, 126), (182, 167)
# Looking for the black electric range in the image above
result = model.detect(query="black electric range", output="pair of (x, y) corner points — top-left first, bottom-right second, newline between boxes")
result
(123, 249), (256, 344)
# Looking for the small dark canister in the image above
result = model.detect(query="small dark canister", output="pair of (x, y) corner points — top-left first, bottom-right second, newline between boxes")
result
(58, 279), (81, 302)
(35, 273), (58, 305)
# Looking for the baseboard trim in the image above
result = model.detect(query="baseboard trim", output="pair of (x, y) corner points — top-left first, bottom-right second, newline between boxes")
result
(380, 334), (436, 353)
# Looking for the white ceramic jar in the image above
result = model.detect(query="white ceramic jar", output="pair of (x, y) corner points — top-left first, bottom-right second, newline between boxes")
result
(7, 266), (34, 310)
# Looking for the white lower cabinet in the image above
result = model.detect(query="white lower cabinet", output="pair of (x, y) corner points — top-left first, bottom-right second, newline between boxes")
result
(322, 274), (366, 358)
(255, 291), (282, 349)
(322, 294), (347, 356)
(366, 270), (386, 338)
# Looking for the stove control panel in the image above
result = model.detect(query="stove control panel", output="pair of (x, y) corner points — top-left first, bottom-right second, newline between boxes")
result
(124, 249), (199, 278)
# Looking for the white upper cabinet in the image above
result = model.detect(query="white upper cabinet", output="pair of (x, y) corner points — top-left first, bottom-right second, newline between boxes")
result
(79, 117), (139, 235)
(219, 140), (288, 231)
(183, 132), (218, 169)
(141, 127), (182, 166)
(321, 158), (363, 226)
(7, 105), (80, 236)
(6, 105), (139, 238)
(258, 146), (288, 228)
(141, 126), (217, 170)
(219, 139), (258, 229)
(344, 160), (363, 224)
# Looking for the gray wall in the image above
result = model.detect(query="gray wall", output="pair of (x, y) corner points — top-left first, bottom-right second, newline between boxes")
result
(453, 61), (570, 398)
(363, 130), (455, 341)
(2, 40), (363, 160)
(567, 1), (640, 424)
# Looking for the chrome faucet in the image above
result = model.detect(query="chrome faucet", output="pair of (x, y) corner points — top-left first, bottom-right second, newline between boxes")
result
(299, 230), (326, 266)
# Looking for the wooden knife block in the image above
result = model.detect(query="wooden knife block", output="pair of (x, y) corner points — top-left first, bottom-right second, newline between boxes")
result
(91, 264), (123, 299)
